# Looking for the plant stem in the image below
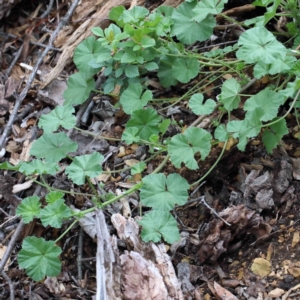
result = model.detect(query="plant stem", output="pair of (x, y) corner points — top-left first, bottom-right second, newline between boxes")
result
(262, 88), (300, 128)
(55, 219), (78, 243)
(191, 139), (228, 187)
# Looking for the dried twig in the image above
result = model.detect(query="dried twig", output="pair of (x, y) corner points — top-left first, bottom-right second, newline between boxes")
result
(0, 0), (80, 150)
(0, 220), (24, 273)
(77, 227), (83, 280)
(1, 270), (15, 300)
(190, 196), (231, 226)
(0, 32), (61, 51)
(41, 0), (55, 18)
(5, 44), (24, 77)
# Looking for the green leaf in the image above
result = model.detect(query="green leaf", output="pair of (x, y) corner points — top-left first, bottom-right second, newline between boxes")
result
(269, 55), (296, 74)
(171, 1), (216, 44)
(30, 133), (78, 163)
(193, 0), (227, 22)
(131, 161), (146, 175)
(39, 105), (76, 133)
(140, 173), (189, 211)
(95, 48), (113, 63)
(19, 160), (59, 175)
(141, 36), (156, 48)
(144, 61), (158, 71)
(227, 109), (263, 151)
(45, 191), (65, 204)
(39, 199), (72, 228)
(104, 24), (122, 40)
(124, 64), (139, 78)
(121, 48), (144, 64)
(120, 6), (149, 23)
(189, 93), (216, 115)
(214, 124), (229, 141)
(18, 237), (62, 281)
(74, 36), (107, 77)
(261, 0), (281, 25)
(63, 72), (95, 106)
(120, 83), (153, 114)
(121, 127), (140, 144)
(168, 127), (212, 170)
(65, 152), (104, 185)
(157, 56), (178, 87)
(236, 27), (286, 64)
(16, 196), (41, 223)
(0, 162), (21, 171)
(244, 88), (285, 122)
(159, 119), (171, 135)
(155, 5), (174, 17)
(91, 27), (104, 37)
(124, 108), (161, 141)
(219, 78), (241, 111)
(279, 80), (300, 100)
(109, 6), (126, 27)
(254, 55), (296, 79)
(243, 16), (265, 27)
(139, 211), (180, 243)
(262, 119), (288, 153)
(172, 57), (200, 83)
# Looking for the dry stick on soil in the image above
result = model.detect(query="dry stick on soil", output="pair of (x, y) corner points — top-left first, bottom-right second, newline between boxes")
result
(77, 227), (83, 280)
(40, 0), (55, 18)
(1, 270), (15, 300)
(5, 44), (24, 77)
(0, 0), (80, 150)
(0, 220), (24, 274)
(95, 209), (117, 300)
(0, 32), (61, 51)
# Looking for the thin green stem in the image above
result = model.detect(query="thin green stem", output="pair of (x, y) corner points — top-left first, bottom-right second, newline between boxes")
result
(55, 219), (78, 243)
(79, 182), (143, 215)
(262, 88), (300, 128)
(86, 177), (101, 201)
(152, 154), (170, 174)
(191, 139), (228, 187)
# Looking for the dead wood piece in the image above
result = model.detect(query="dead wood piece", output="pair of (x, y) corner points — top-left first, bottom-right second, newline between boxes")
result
(111, 213), (184, 299)
(177, 262), (194, 295)
(161, 0), (183, 6)
(121, 251), (168, 300)
(41, 0), (133, 88)
(95, 209), (120, 299)
(216, 4), (256, 23)
(0, 85), (9, 116)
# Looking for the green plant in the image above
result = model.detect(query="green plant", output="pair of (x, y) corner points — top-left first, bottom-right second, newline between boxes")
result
(1, 0), (300, 280)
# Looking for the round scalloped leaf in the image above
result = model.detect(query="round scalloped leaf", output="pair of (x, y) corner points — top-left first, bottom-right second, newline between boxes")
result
(168, 127), (212, 170)
(18, 237), (62, 281)
(140, 173), (189, 211)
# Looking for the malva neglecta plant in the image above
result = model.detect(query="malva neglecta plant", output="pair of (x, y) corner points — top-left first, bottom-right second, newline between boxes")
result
(1, 0), (300, 281)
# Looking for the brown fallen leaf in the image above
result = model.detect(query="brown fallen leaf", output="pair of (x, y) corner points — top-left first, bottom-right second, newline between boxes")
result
(213, 281), (238, 300)
(292, 231), (300, 248)
(288, 267), (300, 278)
(268, 288), (285, 298)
